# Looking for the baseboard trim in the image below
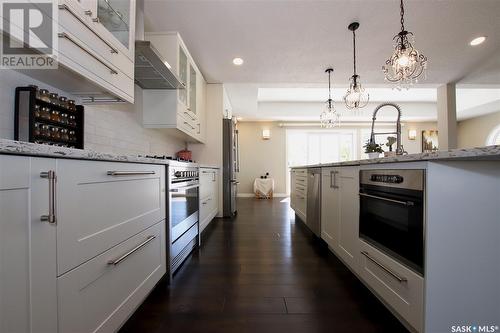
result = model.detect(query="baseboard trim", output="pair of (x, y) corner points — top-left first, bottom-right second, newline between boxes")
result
(237, 193), (289, 198)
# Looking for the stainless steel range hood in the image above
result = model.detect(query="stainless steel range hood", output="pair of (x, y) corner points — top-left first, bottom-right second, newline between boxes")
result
(134, 40), (185, 90)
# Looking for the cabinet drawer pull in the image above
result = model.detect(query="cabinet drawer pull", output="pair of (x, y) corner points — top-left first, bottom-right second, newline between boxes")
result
(40, 171), (57, 224)
(58, 4), (118, 54)
(330, 170), (339, 189)
(361, 251), (407, 283)
(183, 121), (196, 130)
(58, 32), (118, 74)
(108, 235), (156, 266)
(183, 111), (196, 121)
(107, 171), (156, 176)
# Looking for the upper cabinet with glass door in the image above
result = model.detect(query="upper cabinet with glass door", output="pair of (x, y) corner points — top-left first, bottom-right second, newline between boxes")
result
(79, 0), (136, 61)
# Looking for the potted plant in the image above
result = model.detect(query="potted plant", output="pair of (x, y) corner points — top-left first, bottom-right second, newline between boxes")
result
(384, 136), (397, 157)
(364, 140), (384, 159)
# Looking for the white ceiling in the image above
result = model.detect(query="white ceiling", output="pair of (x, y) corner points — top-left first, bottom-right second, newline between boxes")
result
(144, 0), (500, 121)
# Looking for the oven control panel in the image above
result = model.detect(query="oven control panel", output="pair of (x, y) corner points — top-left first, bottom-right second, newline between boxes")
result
(172, 168), (199, 180)
(370, 174), (404, 184)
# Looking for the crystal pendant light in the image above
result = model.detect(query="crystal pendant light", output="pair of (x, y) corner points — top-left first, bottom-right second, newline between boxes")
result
(320, 68), (340, 128)
(344, 22), (369, 110)
(382, 0), (428, 88)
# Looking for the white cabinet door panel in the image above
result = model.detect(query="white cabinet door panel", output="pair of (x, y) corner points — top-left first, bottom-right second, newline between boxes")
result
(0, 156), (57, 333)
(58, 221), (166, 333)
(337, 167), (359, 271)
(56, 160), (165, 275)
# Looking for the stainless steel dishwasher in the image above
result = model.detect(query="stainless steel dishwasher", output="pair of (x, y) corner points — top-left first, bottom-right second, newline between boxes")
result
(306, 168), (321, 237)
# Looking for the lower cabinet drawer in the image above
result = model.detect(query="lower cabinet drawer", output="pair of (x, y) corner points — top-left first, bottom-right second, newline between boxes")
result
(57, 221), (166, 333)
(358, 240), (423, 332)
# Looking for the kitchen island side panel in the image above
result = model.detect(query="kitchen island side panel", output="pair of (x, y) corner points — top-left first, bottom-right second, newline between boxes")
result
(425, 161), (500, 332)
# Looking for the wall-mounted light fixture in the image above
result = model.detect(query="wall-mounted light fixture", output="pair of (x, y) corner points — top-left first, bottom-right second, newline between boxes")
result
(408, 129), (417, 140)
(262, 129), (271, 140)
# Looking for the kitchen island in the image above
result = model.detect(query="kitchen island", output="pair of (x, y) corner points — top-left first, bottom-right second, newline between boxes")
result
(290, 146), (500, 333)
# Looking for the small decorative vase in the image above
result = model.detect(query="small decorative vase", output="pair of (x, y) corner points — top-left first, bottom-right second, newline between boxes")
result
(368, 152), (380, 159)
(384, 151), (396, 157)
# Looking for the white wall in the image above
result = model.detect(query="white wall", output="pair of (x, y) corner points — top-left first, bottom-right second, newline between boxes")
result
(237, 122), (286, 196)
(0, 70), (185, 156)
(457, 110), (500, 148)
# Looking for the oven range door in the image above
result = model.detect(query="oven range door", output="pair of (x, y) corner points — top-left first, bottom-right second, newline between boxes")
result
(359, 186), (424, 275)
(170, 183), (199, 242)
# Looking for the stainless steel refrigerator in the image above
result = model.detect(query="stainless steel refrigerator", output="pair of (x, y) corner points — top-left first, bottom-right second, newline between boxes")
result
(223, 118), (239, 217)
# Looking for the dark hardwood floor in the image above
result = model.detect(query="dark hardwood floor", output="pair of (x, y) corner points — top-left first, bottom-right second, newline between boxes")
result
(120, 198), (409, 333)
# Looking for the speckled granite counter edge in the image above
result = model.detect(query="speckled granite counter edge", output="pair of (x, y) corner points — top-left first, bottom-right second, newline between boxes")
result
(0, 139), (181, 165)
(291, 145), (500, 168)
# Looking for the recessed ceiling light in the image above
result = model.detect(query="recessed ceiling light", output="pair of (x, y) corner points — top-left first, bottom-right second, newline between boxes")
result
(232, 57), (244, 66)
(470, 36), (487, 46)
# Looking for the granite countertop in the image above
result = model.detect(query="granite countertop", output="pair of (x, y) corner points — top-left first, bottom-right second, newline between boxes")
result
(0, 139), (198, 166)
(291, 145), (500, 169)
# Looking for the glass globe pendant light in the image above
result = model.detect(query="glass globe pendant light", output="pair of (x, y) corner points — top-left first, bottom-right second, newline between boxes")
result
(382, 0), (428, 88)
(344, 22), (369, 110)
(320, 68), (340, 128)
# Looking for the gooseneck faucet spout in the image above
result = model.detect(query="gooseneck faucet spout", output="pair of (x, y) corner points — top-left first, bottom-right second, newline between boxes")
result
(369, 103), (405, 155)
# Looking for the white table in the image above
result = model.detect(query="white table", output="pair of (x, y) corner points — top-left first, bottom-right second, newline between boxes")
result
(253, 178), (275, 198)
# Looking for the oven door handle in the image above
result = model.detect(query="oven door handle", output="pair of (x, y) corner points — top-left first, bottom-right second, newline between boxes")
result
(170, 184), (200, 192)
(359, 192), (414, 206)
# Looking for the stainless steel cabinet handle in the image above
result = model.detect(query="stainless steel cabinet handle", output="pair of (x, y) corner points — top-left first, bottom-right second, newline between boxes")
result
(107, 171), (155, 176)
(197, 123), (201, 134)
(330, 170), (339, 189)
(361, 251), (408, 283)
(359, 193), (414, 206)
(184, 111), (196, 121)
(40, 171), (57, 224)
(108, 235), (156, 266)
(170, 184), (200, 192)
(92, 17), (100, 23)
(58, 4), (118, 53)
(58, 33), (118, 74)
(183, 121), (196, 130)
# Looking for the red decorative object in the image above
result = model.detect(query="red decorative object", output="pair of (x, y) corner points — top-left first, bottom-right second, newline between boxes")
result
(176, 149), (192, 161)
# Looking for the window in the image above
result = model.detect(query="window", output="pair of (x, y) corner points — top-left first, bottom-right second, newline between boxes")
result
(286, 129), (356, 167)
(486, 124), (500, 146)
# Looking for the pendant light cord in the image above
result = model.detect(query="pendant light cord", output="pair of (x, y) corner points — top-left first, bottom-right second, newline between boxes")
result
(352, 29), (357, 76)
(400, 0), (405, 32)
(328, 70), (332, 109)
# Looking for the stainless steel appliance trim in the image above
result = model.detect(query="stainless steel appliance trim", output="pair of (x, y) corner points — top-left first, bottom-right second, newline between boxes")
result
(108, 235), (156, 266)
(107, 171), (156, 176)
(359, 192), (414, 206)
(361, 251), (408, 283)
(58, 32), (118, 74)
(40, 171), (57, 224)
(360, 169), (424, 191)
(58, 4), (118, 53)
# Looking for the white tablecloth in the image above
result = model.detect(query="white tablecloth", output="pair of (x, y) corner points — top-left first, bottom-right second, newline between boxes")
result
(253, 178), (274, 198)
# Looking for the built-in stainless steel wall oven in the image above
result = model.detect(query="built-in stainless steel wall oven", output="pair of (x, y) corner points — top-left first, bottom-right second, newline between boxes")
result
(359, 169), (425, 275)
(167, 162), (199, 277)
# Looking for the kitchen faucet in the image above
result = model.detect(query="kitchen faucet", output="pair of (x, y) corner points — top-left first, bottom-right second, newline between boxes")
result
(369, 103), (405, 155)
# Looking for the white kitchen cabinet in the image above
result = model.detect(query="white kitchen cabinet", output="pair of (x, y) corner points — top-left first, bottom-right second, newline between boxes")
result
(290, 168), (307, 222)
(58, 221), (166, 333)
(0, 155), (57, 333)
(336, 166), (359, 271)
(141, 32), (206, 143)
(8, 0), (136, 103)
(321, 167), (340, 249)
(359, 240), (424, 333)
(1, 154), (167, 333)
(56, 160), (165, 275)
(199, 167), (219, 233)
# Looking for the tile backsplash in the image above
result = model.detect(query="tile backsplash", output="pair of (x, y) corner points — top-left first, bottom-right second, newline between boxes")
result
(0, 70), (185, 156)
